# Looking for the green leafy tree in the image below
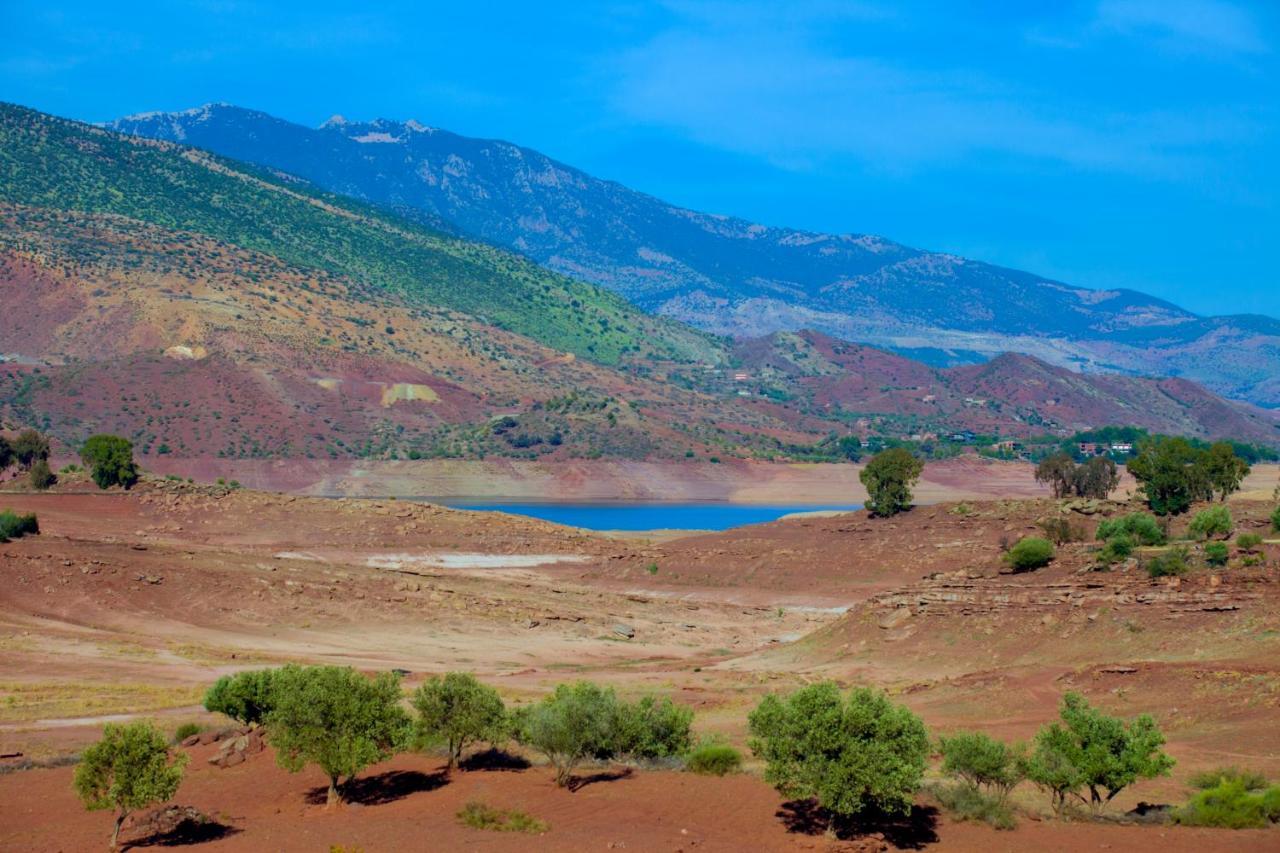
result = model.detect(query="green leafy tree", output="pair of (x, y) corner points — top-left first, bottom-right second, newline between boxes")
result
(11, 429), (49, 469)
(73, 721), (188, 851)
(860, 448), (924, 518)
(411, 672), (507, 771)
(1272, 505), (1280, 533)
(1188, 505), (1232, 540)
(939, 731), (1024, 804)
(1199, 442), (1251, 502)
(1024, 692), (1173, 817)
(748, 683), (929, 830)
(1035, 453), (1077, 499)
(267, 665), (410, 806)
(612, 695), (694, 759)
(513, 681), (619, 787)
(28, 458), (56, 490)
(1073, 456), (1120, 500)
(203, 668), (280, 727)
(1126, 436), (1211, 515)
(81, 434), (140, 490)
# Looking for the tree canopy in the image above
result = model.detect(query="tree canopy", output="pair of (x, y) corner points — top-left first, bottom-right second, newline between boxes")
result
(859, 448), (924, 517)
(412, 672), (508, 771)
(73, 721), (188, 851)
(81, 434), (140, 490)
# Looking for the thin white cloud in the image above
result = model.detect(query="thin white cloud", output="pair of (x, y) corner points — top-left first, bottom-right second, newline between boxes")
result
(1095, 0), (1267, 54)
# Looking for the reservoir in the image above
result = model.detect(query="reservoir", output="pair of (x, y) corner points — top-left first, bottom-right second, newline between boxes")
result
(435, 501), (863, 531)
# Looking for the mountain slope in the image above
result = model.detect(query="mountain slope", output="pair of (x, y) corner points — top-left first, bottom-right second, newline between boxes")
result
(108, 104), (1280, 407)
(0, 102), (718, 368)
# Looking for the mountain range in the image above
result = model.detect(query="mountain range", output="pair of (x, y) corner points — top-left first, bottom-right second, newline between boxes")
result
(0, 101), (1276, 464)
(108, 104), (1280, 409)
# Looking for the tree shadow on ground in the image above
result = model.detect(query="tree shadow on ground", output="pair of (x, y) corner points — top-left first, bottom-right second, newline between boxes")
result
(460, 748), (532, 772)
(127, 818), (241, 848)
(304, 769), (448, 806)
(567, 767), (634, 792)
(778, 799), (940, 849)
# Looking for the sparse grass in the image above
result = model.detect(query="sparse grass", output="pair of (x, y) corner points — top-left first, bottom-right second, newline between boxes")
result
(168, 642), (272, 665)
(173, 721), (204, 743)
(0, 681), (204, 723)
(926, 781), (1018, 830)
(97, 641), (158, 659)
(456, 801), (548, 834)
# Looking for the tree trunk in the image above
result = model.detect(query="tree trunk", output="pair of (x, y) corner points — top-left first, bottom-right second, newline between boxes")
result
(327, 776), (341, 808)
(111, 810), (128, 851)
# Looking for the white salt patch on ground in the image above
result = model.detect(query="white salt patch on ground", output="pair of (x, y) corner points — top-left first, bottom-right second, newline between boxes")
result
(366, 553), (590, 570)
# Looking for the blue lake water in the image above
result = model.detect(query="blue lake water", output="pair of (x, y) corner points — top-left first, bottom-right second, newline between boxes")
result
(435, 502), (863, 531)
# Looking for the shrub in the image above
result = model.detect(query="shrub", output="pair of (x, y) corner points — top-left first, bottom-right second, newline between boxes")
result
(1204, 542), (1229, 567)
(203, 669), (279, 726)
(81, 434), (140, 490)
(173, 722), (202, 743)
(11, 429), (49, 469)
(1024, 692), (1173, 816)
(74, 720), (188, 851)
(859, 448), (924, 518)
(1096, 513), (1166, 546)
(1175, 777), (1280, 828)
(748, 683), (929, 826)
(28, 458), (56, 490)
(1145, 547), (1190, 578)
(685, 738), (742, 776)
(938, 731), (1024, 803)
(1038, 516), (1083, 545)
(0, 510), (39, 541)
(612, 695), (693, 760)
(267, 665), (410, 806)
(1097, 533), (1134, 566)
(1189, 766), (1269, 792)
(1236, 533), (1263, 552)
(1272, 505), (1280, 533)
(1003, 537), (1054, 572)
(1188, 506), (1232, 540)
(514, 681), (619, 787)
(411, 672), (507, 771)
(456, 801), (548, 833)
(929, 781), (1017, 830)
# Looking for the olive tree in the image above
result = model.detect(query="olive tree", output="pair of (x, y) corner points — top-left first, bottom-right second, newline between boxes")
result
(411, 672), (507, 771)
(1024, 692), (1173, 817)
(73, 721), (188, 851)
(1200, 442), (1251, 502)
(11, 429), (49, 469)
(81, 434), (140, 490)
(939, 731), (1024, 804)
(203, 668), (280, 727)
(859, 448), (924, 518)
(267, 665), (410, 806)
(513, 681), (619, 787)
(748, 683), (929, 831)
(1034, 453), (1077, 499)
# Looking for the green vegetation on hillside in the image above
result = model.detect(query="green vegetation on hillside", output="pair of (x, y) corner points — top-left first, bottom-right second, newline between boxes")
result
(0, 102), (720, 367)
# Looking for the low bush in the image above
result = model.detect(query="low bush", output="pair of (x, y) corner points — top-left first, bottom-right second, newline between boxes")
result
(1175, 777), (1280, 828)
(1204, 542), (1229, 567)
(1038, 516), (1083, 545)
(1189, 766), (1269, 791)
(28, 459), (55, 490)
(1097, 532), (1134, 565)
(1096, 513), (1166, 546)
(928, 781), (1017, 830)
(1145, 547), (1190, 578)
(685, 739), (743, 776)
(0, 510), (39, 541)
(1236, 533), (1263, 552)
(1003, 537), (1055, 572)
(1272, 505), (1280, 533)
(1188, 506), (1232, 540)
(457, 801), (548, 833)
(173, 722), (203, 743)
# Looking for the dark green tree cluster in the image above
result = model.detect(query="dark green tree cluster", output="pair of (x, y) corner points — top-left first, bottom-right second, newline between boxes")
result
(1034, 453), (1120, 500)
(81, 434), (140, 490)
(1127, 438), (1250, 515)
(1, 429), (55, 489)
(859, 448), (924, 517)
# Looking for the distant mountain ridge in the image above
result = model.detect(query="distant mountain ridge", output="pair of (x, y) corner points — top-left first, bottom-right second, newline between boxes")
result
(108, 104), (1280, 408)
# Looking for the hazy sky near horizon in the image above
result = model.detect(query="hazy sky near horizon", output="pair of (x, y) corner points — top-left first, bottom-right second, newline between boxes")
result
(3, 1), (1277, 317)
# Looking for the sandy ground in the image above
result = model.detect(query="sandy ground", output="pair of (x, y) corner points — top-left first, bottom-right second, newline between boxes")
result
(1, 476), (1278, 850)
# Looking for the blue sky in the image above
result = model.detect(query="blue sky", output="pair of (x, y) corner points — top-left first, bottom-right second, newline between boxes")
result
(3, 0), (1277, 317)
